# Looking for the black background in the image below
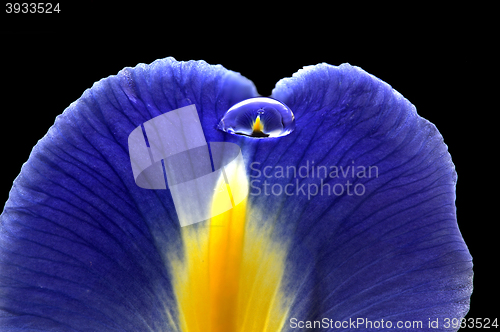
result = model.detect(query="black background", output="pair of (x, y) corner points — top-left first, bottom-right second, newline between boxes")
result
(1, 3), (494, 328)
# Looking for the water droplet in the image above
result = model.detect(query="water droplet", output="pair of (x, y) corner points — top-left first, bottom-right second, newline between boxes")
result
(218, 97), (295, 138)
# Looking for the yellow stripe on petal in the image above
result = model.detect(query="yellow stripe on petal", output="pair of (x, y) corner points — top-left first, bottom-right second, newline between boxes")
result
(170, 163), (290, 332)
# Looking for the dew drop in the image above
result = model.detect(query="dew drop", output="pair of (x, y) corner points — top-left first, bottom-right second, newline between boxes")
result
(217, 97), (295, 138)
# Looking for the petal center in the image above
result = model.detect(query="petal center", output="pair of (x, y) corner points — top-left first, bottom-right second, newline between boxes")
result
(170, 168), (291, 332)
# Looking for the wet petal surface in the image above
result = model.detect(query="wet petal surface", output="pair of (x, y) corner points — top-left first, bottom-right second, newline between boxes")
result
(218, 97), (295, 138)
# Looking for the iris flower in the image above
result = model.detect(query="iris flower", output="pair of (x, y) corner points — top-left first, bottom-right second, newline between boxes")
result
(0, 57), (472, 331)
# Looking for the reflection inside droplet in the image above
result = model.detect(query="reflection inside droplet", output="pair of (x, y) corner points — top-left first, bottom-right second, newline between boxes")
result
(217, 97), (295, 138)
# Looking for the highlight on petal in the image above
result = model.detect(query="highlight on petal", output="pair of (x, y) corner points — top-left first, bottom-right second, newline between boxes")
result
(0, 57), (472, 332)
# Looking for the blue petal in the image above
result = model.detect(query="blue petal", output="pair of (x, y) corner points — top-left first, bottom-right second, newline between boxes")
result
(0, 58), (472, 331)
(0, 58), (257, 330)
(243, 64), (472, 328)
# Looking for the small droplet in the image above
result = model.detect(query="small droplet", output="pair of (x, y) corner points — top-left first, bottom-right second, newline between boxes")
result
(218, 97), (295, 138)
